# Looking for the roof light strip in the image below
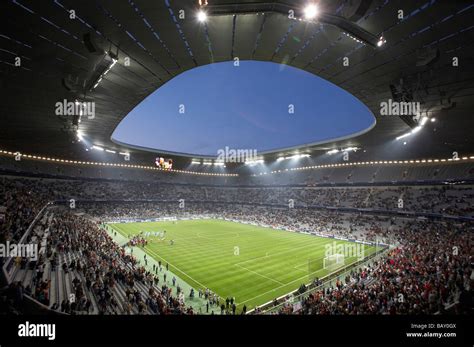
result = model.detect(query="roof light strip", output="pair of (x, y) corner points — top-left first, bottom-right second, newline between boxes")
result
(0, 149), (238, 177)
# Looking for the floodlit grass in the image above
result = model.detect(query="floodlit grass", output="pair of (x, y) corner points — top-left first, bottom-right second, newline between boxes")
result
(108, 219), (376, 310)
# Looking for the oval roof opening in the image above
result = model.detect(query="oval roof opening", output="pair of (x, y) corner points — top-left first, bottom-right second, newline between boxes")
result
(112, 60), (375, 157)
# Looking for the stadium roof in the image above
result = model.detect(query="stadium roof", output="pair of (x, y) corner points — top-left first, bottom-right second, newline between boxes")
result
(1, 0), (473, 167)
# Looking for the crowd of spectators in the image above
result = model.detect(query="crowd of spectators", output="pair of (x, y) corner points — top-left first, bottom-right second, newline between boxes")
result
(4, 211), (194, 315)
(1, 174), (472, 315)
(0, 177), (48, 244)
(277, 220), (472, 315)
(1, 176), (473, 218)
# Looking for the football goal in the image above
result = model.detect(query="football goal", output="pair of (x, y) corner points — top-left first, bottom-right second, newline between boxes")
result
(323, 253), (345, 271)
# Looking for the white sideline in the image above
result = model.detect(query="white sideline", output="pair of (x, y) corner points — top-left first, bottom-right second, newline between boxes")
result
(143, 247), (228, 303)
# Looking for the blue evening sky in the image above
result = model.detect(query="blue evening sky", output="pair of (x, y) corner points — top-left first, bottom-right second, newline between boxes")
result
(112, 61), (375, 157)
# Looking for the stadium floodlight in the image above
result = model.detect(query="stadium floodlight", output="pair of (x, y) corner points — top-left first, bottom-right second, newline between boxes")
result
(290, 154), (310, 159)
(411, 125), (422, 133)
(90, 52), (118, 90)
(202, 162), (212, 165)
(278, 154), (311, 161)
(396, 133), (411, 141)
(304, 4), (319, 19)
(76, 130), (84, 141)
(327, 149), (339, 155)
(245, 159), (264, 165)
(103, 58), (117, 76)
(105, 149), (116, 154)
(93, 78), (101, 89)
(377, 36), (386, 47)
(431, 118), (436, 122)
(213, 162), (225, 166)
(91, 145), (104, 151)
(342, 147), (359, 152)
(191, 160), (201, 165)
(197, 10), (207, 22)
(396, 115), (429, 141)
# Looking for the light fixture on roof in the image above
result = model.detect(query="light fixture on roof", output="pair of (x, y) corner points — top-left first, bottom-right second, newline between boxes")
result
(431, 118), (436, 122)
(89, 51), (118, 91)
(377, 35), (386, 47)
(411, 125), (422, 133)
(343, 32), (364, 45)
(327, 149), (339, 155)
(91, 145), (104, 151)
(396, 133), (411, 141)
(277, 154), (310, 161)
(76, 130), (84, 142)
(342, 147), (359, 152)
(103, 58), (117, 76)
(420, 116), (429, 126)
(396, 113), (430, 141)
(288, 153), (310, 159)
(245, 159), (264, 166)
(304, 4), (319, 19)
(197, 10), (207, 22)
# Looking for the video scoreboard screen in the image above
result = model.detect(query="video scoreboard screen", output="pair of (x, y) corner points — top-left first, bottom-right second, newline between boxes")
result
(155, 157), (173, 170)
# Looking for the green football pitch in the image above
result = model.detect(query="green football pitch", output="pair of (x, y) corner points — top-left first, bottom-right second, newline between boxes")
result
(108, 219), (377, 310)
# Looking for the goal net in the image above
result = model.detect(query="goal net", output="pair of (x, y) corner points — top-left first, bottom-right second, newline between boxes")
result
(323, 254), (345, 271)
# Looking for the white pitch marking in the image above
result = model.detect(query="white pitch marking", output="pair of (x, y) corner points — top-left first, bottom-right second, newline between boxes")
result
(234, 263), (284, 286)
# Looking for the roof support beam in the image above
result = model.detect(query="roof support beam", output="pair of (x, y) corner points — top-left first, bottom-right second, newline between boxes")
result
(200, 2), (380, 47)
